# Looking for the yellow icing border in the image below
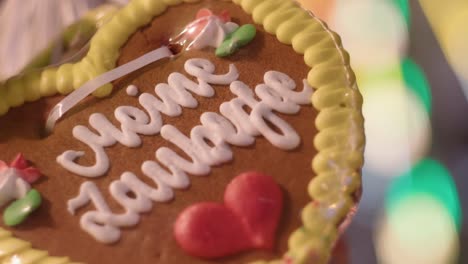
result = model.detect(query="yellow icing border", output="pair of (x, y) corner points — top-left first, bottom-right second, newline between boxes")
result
(0, 0), (364, 263)
(0, 4), (120, 115)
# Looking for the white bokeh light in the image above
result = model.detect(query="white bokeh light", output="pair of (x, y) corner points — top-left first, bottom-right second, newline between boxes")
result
(361, 80), (431, 178)
(375, 195), (459, 264)
(331, 0), (408, 70)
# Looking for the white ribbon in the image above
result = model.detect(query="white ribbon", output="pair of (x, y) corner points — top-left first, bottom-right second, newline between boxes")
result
(45, 46), (173, 135)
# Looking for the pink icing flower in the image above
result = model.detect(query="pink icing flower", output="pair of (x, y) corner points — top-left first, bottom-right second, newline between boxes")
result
(0, 154), (41, 184)
(196, 8), (231, 23)
(187, 8), (231, 38)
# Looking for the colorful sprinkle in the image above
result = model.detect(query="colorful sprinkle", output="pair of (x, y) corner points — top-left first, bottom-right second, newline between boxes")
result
(3, 189), (42, 226)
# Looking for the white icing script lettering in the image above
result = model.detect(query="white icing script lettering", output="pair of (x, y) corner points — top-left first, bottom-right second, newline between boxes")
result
(57, 59), (238, 177)
(63, 58), (313, 243)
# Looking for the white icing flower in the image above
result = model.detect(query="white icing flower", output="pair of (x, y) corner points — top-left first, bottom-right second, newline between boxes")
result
(0, 153), (41, 207)
(190, 18), (239, 50)
(0, 168), (31, 207)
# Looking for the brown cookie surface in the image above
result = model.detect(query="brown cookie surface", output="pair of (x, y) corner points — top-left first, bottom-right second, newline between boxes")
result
(0, 1), (326, 263)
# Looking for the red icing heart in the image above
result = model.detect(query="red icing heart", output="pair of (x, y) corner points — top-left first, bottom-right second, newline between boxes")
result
(174, 172), (283, 259)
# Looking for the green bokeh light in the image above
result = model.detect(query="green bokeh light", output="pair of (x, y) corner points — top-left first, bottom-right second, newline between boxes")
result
(385, 159), (462, 230)
(401, 58), (432, 115)
(376, 195), (460, 264)
(355, 64), (403, 92)
(392, 0), (411, 27)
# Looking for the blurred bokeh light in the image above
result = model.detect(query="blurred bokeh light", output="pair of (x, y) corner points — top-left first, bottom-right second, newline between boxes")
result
(386, 159), (462, 230)
(375, 195), (459, 264)
(419, 0), (468, 102)
(297, 0), (465, 263)
(391, 0), (410, 27)
(362, 81), (431, 178)
(331, 0), (408, 70)
(401, 58), (432, 115)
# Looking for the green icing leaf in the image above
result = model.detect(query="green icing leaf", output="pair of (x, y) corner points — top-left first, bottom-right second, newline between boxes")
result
(3, 189), (42, 227)
(216, 24), (257, 57)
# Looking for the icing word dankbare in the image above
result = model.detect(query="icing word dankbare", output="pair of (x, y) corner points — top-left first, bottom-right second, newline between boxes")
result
(59, 58), (313, 243)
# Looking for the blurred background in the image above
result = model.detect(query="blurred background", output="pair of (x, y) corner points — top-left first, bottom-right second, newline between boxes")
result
(0, 0), (466, 263)
(297, 0), (467, 263)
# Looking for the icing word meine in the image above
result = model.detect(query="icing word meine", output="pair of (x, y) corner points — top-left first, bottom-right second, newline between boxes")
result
(59, 58), (313, 243)
(57, 58), (239, 177)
